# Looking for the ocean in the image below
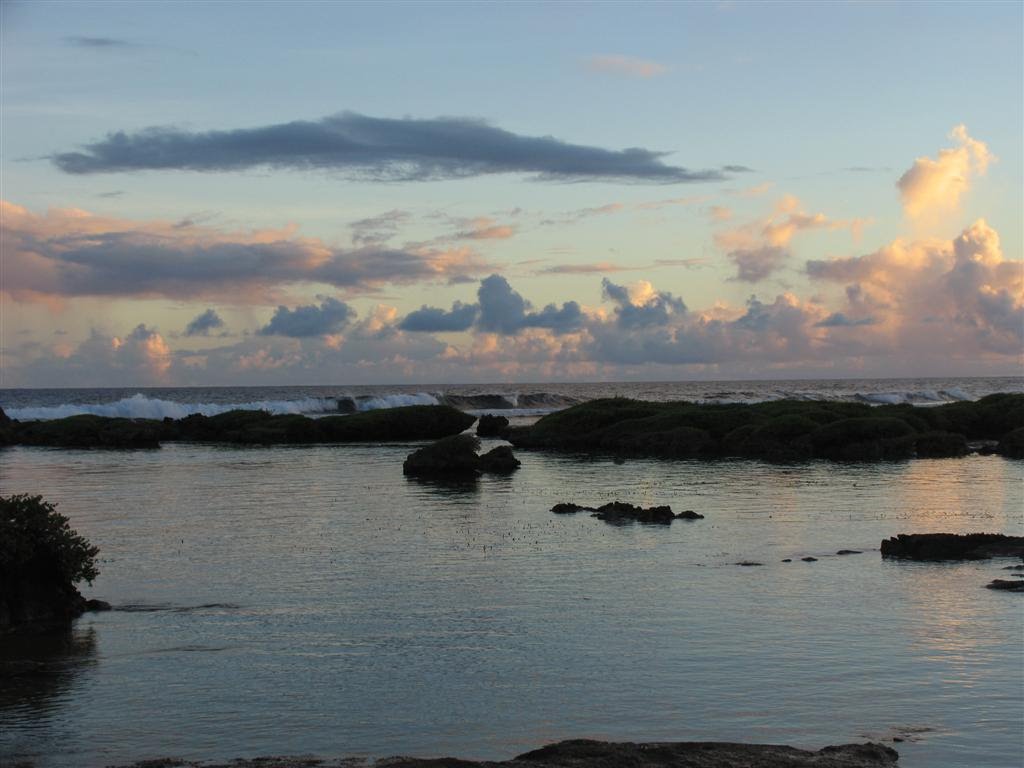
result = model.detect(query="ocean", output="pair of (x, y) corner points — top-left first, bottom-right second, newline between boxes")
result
(1, 377), (1022, 767)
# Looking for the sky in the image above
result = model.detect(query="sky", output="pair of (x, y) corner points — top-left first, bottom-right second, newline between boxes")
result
(1, 0), (1021, 386)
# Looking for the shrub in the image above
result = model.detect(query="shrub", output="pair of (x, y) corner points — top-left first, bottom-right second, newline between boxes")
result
(0, 494), (99, 586)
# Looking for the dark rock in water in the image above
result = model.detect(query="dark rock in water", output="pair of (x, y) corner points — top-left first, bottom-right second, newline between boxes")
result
(881, 533), (1024, 561)
(591, 501), (676, 524)
(1, 495), (100, 634)
(782, 558), (793, 563)
(104, 739), (900, 767)
(996, 426), (1024, 458)
(84, 599), (112, 612)
(914, 431), (968, 458)
(802, 556), (818, 562)
(478, 445), (520, 474)
(0, 406), (9, 424)
(551, 502), (590, 514)
(403, 434), (482, 477)
(476, 414), (510, 438)
(985, 579), (1024, 591)
(677, 509), (705, 520)
(737, 561), (763, 567)
(837, 549), (862, 555)
(403, 436), (521, 477)
(12, 405), (475, 449)
(15, 415), (163, 449)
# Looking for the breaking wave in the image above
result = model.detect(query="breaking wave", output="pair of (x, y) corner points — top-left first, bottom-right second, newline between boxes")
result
(5, 394), (340, 422)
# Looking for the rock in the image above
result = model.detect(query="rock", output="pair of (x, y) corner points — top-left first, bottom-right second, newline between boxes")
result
(84, 599), (112, 612)
(476, 414), (510, 438)
(802, 556), (818, 562)
(837, 549), (862, 555)
(985, 579), (1024, 591)
(914, 431), (968, 458)
(881, 533), (1024, 561)
(590, 501), (676, 524)
(403, 434), (482, 477)
(102, 739), (900, 768)
(676, 510), (705, 519)
(551, 503), (590, 514)
(996, 426), (1024, 458)
(736, 561), (763, 567)
(478, 445), (520, 474)
(781, 559), (793, 563)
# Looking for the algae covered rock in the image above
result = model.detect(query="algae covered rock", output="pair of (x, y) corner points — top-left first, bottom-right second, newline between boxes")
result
(478, 445), (520, 473)
(996, 427), (1024, 459)
(881, 532), (1024, 561)
(476, 414), (510, 438)
(403, 434), (482, 477)
(15, 414), (163, 449)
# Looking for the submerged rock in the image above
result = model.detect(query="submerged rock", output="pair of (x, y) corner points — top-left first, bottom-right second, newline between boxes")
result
(106, 738), (900, 767)
(801, 556), (818, 562)
(985, 579), (1024, 592)
(736, 561), (764, 567)
(881, 533), (1024, 561)
(550, 501), (698, 524)
(837, 549), (863, 555)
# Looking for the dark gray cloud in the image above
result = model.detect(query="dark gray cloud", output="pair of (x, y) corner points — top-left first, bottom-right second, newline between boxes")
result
(728, 246), (789, 282)
(814, 312), (878, 328)
(184, 308), (225, 336)
(398, 275), (584, 335)
(601, 278), (686, 328)
(5, 219), (490, 299)
(399, 301), (479, 332)
(258, 298), (355, 338)
(65, 36), (136, 48)
(52, 111), (733, 183)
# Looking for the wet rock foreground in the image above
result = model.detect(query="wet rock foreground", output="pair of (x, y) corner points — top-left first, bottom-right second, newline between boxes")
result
(111, 738), (899, 767)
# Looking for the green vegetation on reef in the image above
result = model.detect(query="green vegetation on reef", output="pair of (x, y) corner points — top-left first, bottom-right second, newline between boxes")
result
(0, 405), (476, 448)
(1, 494), (100, 633)
(509, 393), (1024, 462)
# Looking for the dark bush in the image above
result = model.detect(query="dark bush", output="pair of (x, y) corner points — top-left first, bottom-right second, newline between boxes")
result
(1, 495), (100, 632)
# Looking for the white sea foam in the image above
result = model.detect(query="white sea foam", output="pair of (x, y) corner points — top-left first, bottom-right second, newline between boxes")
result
(6, 394), (339, 422)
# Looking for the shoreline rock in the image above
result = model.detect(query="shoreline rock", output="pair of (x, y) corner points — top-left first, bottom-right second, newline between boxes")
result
(103, 738), (900, 767)
(403, 435), (520, 478)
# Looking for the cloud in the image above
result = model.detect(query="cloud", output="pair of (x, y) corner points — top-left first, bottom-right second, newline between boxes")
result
(715, 195), (866, 282)
(728, 246), (789, 283)
(64, 36), (136, 49)
(897, 125), (993, 220)
(52, 111), (732, 183)
(1, 201), (491, 301)
(602, 278), (686, 328)
(814, 312), (878, 328)
(349, 209), (411, 245)
(399, 275), (585, 335)
(539, 258), (705, 275)
(184, 308), (225, 337)
(807, 219), (1022, 355)
(586, 55), (668, 78)
(257, 297), (355, 338)
(399, 301), (479, 332)
(449, 217), (516, 241)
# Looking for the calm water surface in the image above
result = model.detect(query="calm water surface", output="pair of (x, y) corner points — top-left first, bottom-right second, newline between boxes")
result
(1, 441), (1022, 767)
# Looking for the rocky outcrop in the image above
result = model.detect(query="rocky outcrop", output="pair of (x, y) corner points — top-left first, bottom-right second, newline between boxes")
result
(550, 501), (702, 524)
(403, 435), (521, 478)
(7, 405), (476, 448)
(880, 533), (1024, 561)
(106, 739), (899, 767)
(509, 394), (1024, 462)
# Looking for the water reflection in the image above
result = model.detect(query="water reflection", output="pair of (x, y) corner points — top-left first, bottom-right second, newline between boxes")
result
(0, 627), (97, 717)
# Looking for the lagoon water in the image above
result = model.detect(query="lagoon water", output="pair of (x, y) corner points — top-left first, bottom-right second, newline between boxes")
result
(1, 379), (1023, 767)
